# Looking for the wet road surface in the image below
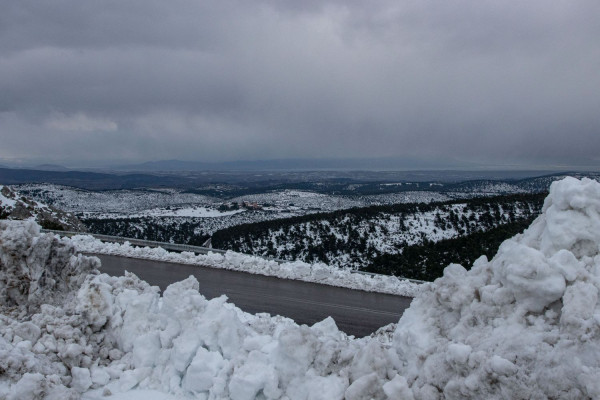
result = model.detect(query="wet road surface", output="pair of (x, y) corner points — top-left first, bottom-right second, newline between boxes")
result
(94, 254), (413, 337)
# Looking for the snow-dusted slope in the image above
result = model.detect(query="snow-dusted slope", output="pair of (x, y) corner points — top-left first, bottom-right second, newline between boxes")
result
(0, 185), (86, 231)
(14, 183), (537, 245)
(1, 177), (600, 399)
(13, 184), (218, 214)
(215, 195), (543, 269)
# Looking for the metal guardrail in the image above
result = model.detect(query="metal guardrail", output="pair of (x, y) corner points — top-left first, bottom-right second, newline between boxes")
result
(42, 229), (292, 264)
(41, 229), (428, 284)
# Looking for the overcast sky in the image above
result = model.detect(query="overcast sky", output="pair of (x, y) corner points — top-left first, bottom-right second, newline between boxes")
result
(1, 0), (599, 168)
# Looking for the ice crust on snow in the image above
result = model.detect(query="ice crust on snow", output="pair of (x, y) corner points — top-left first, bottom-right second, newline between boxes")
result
(1, 177), (600, 399)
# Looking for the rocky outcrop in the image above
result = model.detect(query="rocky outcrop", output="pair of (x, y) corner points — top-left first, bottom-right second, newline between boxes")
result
(0, 185), (86, 232)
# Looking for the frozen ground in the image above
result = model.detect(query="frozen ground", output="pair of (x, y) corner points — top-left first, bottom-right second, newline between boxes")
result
(102, 207), (244, 219)
(2, 177), (600, 399)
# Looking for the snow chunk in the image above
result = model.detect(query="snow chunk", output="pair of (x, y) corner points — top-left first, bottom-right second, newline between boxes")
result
(71, 367), (92, 392)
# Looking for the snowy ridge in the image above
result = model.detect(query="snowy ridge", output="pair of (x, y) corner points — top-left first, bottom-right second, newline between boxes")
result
(216, 195), (542, 269)
(15, 183), (539, 247)
(0, 185), (86, 231)
(67, 234), (423, 297)
(1, 177), (600, 399)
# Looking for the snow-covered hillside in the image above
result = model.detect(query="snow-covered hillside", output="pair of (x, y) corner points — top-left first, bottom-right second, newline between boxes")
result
(214, 195), (544, 269)
(0, 185), (86, 231)
(14, 184), (518, 242)
(14, 184), (219, 214)
(2, 177), (600, 399)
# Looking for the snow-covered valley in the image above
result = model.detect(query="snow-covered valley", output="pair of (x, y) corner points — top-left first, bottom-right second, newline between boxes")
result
(15, 184), (463, 241)
(2, 177), (600, 399)
(12, 183), (528, 239)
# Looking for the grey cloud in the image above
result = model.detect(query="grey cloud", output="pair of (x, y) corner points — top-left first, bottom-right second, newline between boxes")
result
(0, 0), (599, 167)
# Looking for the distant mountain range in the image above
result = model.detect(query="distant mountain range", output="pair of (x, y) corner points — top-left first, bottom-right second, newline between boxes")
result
(1, 165), (598, 193)
(32, 164), (71, 171)
(0, 167), (192, 190)
(116, 157), (474, 172)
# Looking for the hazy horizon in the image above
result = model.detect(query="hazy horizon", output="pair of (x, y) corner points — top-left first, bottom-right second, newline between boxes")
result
(1, 1), (599, 168)
(1, 156), (599, 175)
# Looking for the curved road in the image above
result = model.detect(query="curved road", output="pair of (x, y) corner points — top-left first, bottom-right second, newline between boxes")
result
(94, 254), (413, 337)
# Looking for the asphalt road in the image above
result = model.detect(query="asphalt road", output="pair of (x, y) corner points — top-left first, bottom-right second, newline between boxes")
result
(94, 254), (413, 337)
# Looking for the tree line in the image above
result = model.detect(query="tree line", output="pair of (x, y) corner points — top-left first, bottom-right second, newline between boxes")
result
(362, 217), (536, 281)
(83, 217), (210, 246)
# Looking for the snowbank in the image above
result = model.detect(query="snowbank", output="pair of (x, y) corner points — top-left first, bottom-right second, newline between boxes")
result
(68, 235), (423, 297)
(0, 220), (400, 400)
(0, 222), (97, 312)
(393, 177), (600, 398)
(2, 176), (600, 399)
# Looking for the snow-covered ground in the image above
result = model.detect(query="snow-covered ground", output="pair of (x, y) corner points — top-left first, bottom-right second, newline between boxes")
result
(231, 190), (363, 211)
(13, 184), (534, 244)
(14, 184), (220, 215)
(2, 177), (600, 399)
(355, 191), (456, 205)
(0, 186), (18, 208)
(97, 206), (245, 219)
(14, 183), (500, 222)
(12, 184), (474, 240)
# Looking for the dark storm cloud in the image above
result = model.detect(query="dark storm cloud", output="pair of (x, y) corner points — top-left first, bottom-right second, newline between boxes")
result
(1, 0), (599, 167)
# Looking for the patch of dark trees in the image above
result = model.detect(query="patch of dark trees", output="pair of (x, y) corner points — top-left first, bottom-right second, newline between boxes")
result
(362, 217), (536, 281)
(39, 220), (65, 230)
(83, 218), (210, 246)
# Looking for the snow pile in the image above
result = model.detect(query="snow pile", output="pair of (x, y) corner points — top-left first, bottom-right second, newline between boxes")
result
(68, 234), (423, 297)
(2, 176), (600, 399)
(0, 220), (402, 399)
(0, 221), (110, 399)
(0, 222), (97, 311)
(393, 177), (600, 398)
